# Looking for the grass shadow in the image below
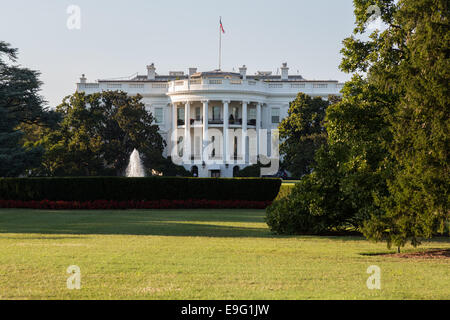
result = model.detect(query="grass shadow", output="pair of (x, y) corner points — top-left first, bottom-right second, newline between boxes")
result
(0, 209), (274, 238)
(359, 246), (450, 257)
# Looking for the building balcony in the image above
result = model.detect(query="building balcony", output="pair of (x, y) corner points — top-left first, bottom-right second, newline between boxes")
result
(168, 79), (266, 95)
(167, 78), (344, 96)
(76, 76), (345, 98)
(177, 118), (259, 128)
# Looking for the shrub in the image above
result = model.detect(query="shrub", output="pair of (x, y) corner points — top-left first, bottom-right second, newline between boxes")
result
(265, 176), (328, 235)
(275, 184), (295, 201)
(154, 157), (192, 177)
(265, 199), (327, 235)
(0, 177), (281, 202)
(235, 164), (262, 177)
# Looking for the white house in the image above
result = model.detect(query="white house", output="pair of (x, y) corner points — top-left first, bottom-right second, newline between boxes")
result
(77, 63), (343, 178)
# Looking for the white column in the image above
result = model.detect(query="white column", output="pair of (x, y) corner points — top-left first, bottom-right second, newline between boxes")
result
(242, 101), (248, 163)
(184, 101), (191, 162)
(172, 103), (177, 154)
(256, 102), (262, 159)
(202, 100), (209, 162)
(223, 100), (230, 163)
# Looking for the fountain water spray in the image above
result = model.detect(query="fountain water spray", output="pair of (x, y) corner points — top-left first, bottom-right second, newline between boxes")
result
(126, 149), (146, 177)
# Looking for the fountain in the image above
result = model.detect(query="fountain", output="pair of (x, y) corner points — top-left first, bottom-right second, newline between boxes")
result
(126, 149), (146, 177)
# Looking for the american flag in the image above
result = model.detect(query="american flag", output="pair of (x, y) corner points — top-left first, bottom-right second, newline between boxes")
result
(220, 18), (225, 34)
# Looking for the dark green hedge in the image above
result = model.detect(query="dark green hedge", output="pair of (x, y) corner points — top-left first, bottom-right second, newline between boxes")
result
(0, 177), (281, 202)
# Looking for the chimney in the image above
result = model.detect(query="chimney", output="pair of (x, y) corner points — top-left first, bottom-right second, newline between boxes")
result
(147, 63), (156, 80)
(281, 62), (289, 80)
(239, 65), (247, 80)
(80, 74), (87, 83)
(189, 68), (197, 76)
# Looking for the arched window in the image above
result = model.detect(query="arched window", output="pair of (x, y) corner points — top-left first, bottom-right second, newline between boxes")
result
(191, 166), (199, 177)
(233, 166), (240, 177)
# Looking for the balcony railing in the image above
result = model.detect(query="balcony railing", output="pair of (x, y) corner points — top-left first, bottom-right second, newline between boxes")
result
(191, 119), (203, 125)
(229, 119), (242, 125)
(229, 119), (257, 126)
(78, 78), (344, 97)
(177, 118), (258, 127)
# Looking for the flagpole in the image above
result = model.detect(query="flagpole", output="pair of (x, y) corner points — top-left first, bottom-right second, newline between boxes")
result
(219, 16), (222, 70)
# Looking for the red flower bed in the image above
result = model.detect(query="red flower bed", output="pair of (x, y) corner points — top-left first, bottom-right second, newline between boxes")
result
(0, 199), (272, 210)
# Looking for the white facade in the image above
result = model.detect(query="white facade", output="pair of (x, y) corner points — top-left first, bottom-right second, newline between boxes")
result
(77, 63), (343, 178)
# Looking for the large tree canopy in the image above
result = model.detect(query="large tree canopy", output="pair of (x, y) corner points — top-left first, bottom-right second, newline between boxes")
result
(352, 0), (449, 249)
(328, 0), (449, 248)
(279, 93), (331, 178)
(267, 0), (449, 250)
(0, 41), (55, 177)
(38, 91), (166, 176)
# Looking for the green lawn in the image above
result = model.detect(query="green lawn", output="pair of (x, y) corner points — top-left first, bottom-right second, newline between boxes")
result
(0, 209), (448, 300)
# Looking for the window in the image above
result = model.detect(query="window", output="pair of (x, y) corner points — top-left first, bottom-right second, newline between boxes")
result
(233, 166), (240, 177)
(211, 170), (221, 178)
(271, 108), (280, 124)
(232, 107), (239, 119)
(213, 106), (221, 120)
(177, 107), (185, 121)
(248, 107), (256, 120)
(177, 107), (185, 126)
(154, 108), (164, 124)
(230, 107), (239, 124)
(195, 107), (201, 121)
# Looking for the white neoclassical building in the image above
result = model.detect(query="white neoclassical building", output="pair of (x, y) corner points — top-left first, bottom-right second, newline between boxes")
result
(77, 63), (343, 178)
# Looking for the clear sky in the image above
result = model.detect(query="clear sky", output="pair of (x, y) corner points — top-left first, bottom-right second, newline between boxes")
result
(0, 0), (356, 108)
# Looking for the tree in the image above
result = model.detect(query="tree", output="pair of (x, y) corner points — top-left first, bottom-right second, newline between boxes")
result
(0, 106), (42, 177)
(340, 0), (448, 249)
(38, 91), (166, 176)
(322, 75), (396, 230)
(267, 0), (449, 249)
(356, 0), (449, 249)
(154, 156), (192, 177)
(0, 41), (53, 177)
(279, 93), (330, 177)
